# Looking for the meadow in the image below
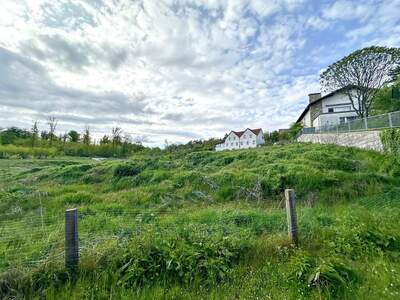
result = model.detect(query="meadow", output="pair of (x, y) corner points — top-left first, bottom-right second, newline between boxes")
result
(1, 143), (400, 299)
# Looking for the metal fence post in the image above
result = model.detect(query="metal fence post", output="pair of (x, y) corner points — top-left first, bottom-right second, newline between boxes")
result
(364, 117), (368, 130)
(348, 121), (351, 132)
(285, 189), (298, 245)
(65, 208), (79, 271)
(389, 112), (393, 128)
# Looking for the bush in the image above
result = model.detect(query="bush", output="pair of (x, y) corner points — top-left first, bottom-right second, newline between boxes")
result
(115, 224), (252, 286)
(114, 163), (143, 177)
(380, 128), (400, 154)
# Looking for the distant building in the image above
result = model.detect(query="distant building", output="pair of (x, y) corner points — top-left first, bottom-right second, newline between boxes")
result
(297, 86), (359, 128)
(215, 128), (264, 151)
(278, 128), (290, 134)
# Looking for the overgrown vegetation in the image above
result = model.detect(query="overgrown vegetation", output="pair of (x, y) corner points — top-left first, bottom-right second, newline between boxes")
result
(1, 143), (400, 299)
(371, 79), (400, 115)
(0, 124), (146, 158)
(380, 128), (400, 154)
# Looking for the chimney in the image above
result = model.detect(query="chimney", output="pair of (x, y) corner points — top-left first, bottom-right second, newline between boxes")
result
(308, 93), (321, 103)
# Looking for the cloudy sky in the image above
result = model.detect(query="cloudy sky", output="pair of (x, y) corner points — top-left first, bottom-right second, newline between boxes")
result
(1, 0), (399, 146)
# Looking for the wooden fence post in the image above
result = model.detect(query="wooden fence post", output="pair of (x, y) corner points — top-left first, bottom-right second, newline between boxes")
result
(65, 208), (78, 271)
(285, 189), (298, 245)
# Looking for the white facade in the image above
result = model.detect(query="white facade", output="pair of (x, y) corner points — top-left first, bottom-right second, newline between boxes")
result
(314, 92), (359, 128)
(302, 110), (312, 127)
(298, 88), (359, 128)
(215, 128), (264, 151)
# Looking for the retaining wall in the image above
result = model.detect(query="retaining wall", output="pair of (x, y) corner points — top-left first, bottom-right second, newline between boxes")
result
(297, 130), (383, 152)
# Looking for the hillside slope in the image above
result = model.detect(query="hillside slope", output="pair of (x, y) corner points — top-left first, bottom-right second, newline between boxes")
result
(1, 143), (400, 299)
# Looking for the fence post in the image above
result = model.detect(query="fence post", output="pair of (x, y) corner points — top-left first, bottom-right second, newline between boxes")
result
(364, 117), (368, 130)
(65, 208), (78, 271)
(285, 189), (298, 245)
(348, 121), (351, 132)
(389, 112), (393, 128)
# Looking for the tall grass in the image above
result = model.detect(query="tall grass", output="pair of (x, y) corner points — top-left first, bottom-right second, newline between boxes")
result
(1, 143), (400, 299)
(0, 145), (57, 159)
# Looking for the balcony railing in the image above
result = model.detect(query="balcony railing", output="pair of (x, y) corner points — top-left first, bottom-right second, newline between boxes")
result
(299, 110), (400, 135)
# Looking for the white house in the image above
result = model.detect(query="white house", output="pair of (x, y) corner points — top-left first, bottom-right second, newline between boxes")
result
(215, 128), (264, 151)
(297, 86), (360, 128)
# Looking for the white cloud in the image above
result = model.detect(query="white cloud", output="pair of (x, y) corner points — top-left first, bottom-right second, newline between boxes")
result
(323, 0), (374, 21)
(0, 0), (399, 146)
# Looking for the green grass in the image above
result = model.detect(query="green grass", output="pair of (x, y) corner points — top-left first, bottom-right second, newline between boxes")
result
(1, 143), (400, 299)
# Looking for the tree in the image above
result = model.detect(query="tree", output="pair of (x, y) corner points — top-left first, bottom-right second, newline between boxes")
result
(111, 127), (123, 148)
(61, 133), (68, 144)
(47, 116), (58, 146)
(68, 130), (80, 142)
(321, 46), (400, 118)
(41, 131), (49, 140)
(100, 135), (110, 144)
(82, 126), (91, 145)
(0, 127), (31, 145)
(288, 122), (303, 139)
(31, 121), (39, 147)
(371, 78), (400, 115)
(390, 65), (400, 82)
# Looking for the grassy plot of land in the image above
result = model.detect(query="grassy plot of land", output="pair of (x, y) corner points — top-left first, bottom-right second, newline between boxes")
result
(1, 143), (400, 299)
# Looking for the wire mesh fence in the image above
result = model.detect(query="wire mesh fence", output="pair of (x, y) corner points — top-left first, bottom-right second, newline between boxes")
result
(0, 203), (289, 275)
(299, 110), (400, 135)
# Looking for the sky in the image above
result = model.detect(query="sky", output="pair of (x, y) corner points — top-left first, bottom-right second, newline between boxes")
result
(0, 0), (399, 147)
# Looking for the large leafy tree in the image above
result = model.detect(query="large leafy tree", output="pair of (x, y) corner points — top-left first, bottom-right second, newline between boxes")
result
(0, 127), (31, 144)
(68, 130), (80, 142)
(321, 46), (400, 118)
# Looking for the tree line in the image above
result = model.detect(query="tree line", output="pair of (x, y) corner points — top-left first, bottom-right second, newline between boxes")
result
(0, 117), (145, 158)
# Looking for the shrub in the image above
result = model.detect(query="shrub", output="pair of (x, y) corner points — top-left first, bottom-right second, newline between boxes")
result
(114, 163), (143, 177)
(115, 224), (252, 286)
(380, 128), (400, 154)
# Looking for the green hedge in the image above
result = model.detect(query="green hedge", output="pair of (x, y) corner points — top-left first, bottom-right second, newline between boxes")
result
(380, 128), (400, 154)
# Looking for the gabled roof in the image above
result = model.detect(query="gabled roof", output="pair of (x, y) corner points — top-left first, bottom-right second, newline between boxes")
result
(296, 85), (359, 123)
(228, 128), (263, 138)
(250, 128), (262, 135)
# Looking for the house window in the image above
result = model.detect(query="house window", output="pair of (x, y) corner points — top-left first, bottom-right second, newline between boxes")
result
(236, 142), (238, 146)
(246, 141), (249, 145)
(327, 106), (352, 113)
(253, 140), (255, 144)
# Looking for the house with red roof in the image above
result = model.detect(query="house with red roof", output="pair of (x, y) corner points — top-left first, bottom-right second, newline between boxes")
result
(215, 128), (264, 151)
